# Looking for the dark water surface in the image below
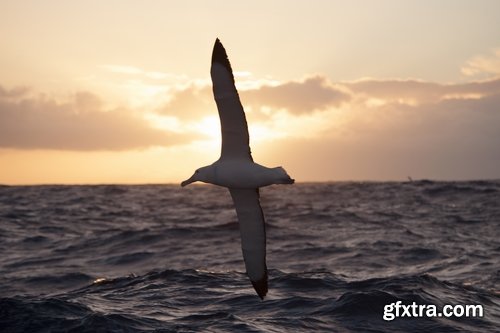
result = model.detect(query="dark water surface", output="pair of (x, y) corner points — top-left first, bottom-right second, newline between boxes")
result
(0, 181), (499, 332)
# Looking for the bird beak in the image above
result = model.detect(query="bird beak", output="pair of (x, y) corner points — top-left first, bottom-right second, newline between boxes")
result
(181, 175), (196, 187)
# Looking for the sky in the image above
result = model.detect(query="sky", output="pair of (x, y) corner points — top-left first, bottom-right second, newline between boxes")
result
(1, 0), (500, 184)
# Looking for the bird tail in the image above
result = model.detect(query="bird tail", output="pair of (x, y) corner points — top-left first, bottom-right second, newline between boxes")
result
(274, 167), (295, 184)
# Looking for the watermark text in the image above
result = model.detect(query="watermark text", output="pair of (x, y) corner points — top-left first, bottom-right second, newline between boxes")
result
(383, 301), (484, 321)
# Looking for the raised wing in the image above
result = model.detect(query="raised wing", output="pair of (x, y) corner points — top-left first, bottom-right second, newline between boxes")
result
(229, 188), (267, 299)
(211, 39), (253, 161)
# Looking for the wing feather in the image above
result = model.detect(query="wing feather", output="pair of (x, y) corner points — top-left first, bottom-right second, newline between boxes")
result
(229, 188), (267, 299)
(211, 39), (253, 161)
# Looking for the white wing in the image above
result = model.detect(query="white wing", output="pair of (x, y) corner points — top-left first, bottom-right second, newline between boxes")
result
(211, 39), (253, 161)
(229, 188), (267, 299)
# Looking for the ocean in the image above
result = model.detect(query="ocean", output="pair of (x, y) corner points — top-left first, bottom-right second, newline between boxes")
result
(0, 181), (498, 332)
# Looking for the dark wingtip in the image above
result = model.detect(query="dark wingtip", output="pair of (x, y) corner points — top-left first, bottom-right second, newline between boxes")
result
(251, 271), (268, 300)
(212, 38), (234, 82)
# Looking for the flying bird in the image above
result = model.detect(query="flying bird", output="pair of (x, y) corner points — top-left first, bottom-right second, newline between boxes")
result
(181, 39), (294, 299)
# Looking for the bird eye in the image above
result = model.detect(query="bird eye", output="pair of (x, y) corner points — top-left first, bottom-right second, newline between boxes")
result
(195, 170), (199, 174)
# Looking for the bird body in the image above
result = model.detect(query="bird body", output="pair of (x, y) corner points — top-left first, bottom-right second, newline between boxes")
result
(182, 39), (294, 299)
(182, 160), (293, 189)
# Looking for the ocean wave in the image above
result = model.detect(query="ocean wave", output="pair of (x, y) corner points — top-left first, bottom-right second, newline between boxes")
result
(421, 181), (500, 197)
(2, 270), (497, 333)
(1, 182), (499, 332)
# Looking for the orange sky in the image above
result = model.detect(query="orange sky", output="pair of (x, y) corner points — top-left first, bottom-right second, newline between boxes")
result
(1, 1), (500, 184)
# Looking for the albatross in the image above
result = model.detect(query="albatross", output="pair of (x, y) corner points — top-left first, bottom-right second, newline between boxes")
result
(181, 39), (294, 299)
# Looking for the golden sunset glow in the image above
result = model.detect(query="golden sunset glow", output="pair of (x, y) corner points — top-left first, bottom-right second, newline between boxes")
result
(1, 1), (500, 184)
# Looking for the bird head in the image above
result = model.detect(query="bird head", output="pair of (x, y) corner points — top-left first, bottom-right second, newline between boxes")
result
(181, 166), (213, 187)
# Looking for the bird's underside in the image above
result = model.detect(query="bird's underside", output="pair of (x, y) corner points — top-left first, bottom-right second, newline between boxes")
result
(229, 188), (268, 299)
(211, 39), (269, 298)
(181, 38), (294, 299)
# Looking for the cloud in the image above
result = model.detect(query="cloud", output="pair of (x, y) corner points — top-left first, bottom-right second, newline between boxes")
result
(244, 75), (499, 180)
(333, 77), (500, 145)
(101, 65), (144, 75)
(0, 87), (187, 150)
(152, 75), (500, 167)
(345, 78), (500, 104)
(462, 48), (500, 77)
(157, 84), (215, 120)
(0, 85), (30, 99)
(241, 76), (350, 114)
(101, 64), (189, 81)
(343, 87), (500, 178)
(260, 91), (500, 180)
(2, 71), (499, 174)
(158, 75), (350, 120)
(158, 74), (500, 124)
(356, 93), (500, 141)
